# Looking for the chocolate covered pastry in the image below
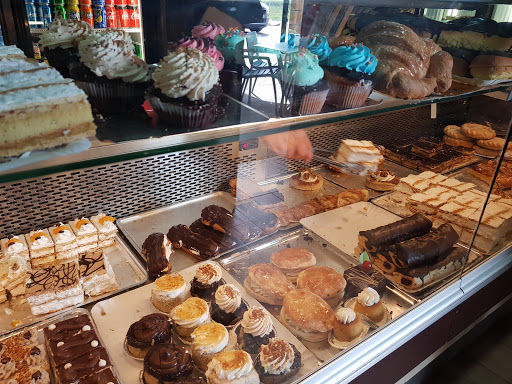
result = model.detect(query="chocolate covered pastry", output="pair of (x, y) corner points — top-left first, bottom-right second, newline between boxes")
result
(143, 345), (193, 383)
(343, 264), (387, 299)
(394, 223), (459, 268)
(359, 214), (433, 251)
(189, 220), (236, 253)
(54, 348), (111, 384)
(232, 202), (280, 234)
(201, 205), (255, 243)
(411, 138), (444, 158)
(167, 224), (220, 260)
(125, 313), (173, 358)
(142, 233), (172, 280)
(79, 367), (120, 384)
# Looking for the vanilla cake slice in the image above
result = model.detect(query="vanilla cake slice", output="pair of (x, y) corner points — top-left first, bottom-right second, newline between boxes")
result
(0, 234), (29, 261)
(0, 56), (96, 157)
(69, 218), (98, 253)
(25, 229), (56, 266)
(90, 214), (117, 248)
(49, 223), (79, 261)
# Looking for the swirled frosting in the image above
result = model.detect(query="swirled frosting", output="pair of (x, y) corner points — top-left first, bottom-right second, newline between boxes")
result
(79, 30), (149, 82)
(336, 307), (356, 324)
(214, 28), (246, 62)
(176, 37), (225, 71)
(195, 263), (222, 285)
(39, 16), (92, 49)
(327, 44), (378, 74)
(206, 350), (253, 380)
(215, 284), (241, 314)
(259, 338), (295, 375)
(171, 297), (210, 327)
(241, 307), (273, 337)
(191, 322), (229, 355)
(300, 34), (332, 63)
(153, 273), (186, 299)
(192, 22), (226, 40)
(153, 47), (219, 101)
(284, 48), (324, 86)
(357, 287), (380, 306)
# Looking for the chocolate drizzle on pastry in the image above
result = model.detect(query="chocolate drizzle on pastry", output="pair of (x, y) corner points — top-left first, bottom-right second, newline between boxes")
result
(79, 251), (106, 277)
(143, 345), (193, 381)
(126, 313), (172, 350)
(167, 224), (220, 259)
(142, 233), (171, 280)
(343, 265), (387, 299)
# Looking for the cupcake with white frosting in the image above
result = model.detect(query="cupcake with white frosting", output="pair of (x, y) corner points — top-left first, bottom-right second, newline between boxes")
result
(353, 287), (385, 322)
(170, 297), (210, 343)
(254, 338), (301, 384)
(39, 16), (93, 77)
(191, 322), (237, 371)
(235, 307), (275, 354)
(211, 284), (248, 326)
(151, 273), (189, 313)
(190, 262), (224, 302)
(147, 47), (222, 128)
(206, 350), (259, 384)
(71, 29), (150, 113)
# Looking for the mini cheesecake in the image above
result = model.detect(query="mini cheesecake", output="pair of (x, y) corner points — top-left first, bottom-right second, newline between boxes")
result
(170, 297), (210, 343)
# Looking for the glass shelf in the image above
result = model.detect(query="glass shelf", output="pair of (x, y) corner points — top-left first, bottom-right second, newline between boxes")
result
(1, 82), (510, 184)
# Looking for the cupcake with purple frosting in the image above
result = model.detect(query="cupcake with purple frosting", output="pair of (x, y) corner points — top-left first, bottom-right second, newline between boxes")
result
(324, 43), (377, 109)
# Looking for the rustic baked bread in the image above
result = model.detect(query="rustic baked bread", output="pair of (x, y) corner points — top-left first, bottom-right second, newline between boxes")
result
(469, 55), (512, 80)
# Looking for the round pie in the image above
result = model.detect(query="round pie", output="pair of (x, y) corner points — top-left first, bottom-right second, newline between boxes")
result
(444, 125), (473, 141)
(444, 135), (474, 148)
(461, 123), (496, 140)
(477, 137), (508, 150)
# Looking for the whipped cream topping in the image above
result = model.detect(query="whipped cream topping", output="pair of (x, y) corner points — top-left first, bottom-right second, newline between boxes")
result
(298, 169), (318, 183)
(336, 307), (356, 324)
(32, 233), (50, 247)
(39, 17), (92, 49)
(153, 273), (187, 299)
(30, 369), (50, 384)
(357, 287), (380, 306)
(56, 229), (74, 242)
(76, 221), (96, 235)
(259, 338), (295, 375)
(152, 47), (219, 101)
(26, 346), (46, 366)
(370, 170), (395, 182)
(6, 237), (25, 253)
(100, 220), (116, 231)
(191, 322), (229, 355)
(171, 297), (210, 327)
(195, 263), (222, 285)
(215, 284), (241, 314)
(241, 307), (273, 337)
(79, 30), (149, 82)
(206, 351), (253, 380)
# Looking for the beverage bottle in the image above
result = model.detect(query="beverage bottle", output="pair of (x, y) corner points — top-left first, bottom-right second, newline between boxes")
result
(115, 5), (129, 28)
(93, 4), (107, 28)
(39, 2), (53, 26)
(51, 2), (66, 19)
(66, 0), (80, 20)
(105, 5), (117, 28)
(133, 41), (142, 58)
(79, 0), (93, 26)
(25, 1), (38, 23)
(126, 5), (139, 28)
(35, 3), (44, 24)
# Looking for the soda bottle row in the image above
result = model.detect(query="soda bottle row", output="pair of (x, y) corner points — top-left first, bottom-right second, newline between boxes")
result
(26, 0), (52, 27)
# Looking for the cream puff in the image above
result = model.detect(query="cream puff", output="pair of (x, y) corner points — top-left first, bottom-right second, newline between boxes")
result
(296, 266), (346, 307)
(143, 344), (193, 384)
(243, 263), (295, 305)
(270, 248), (316, 283)
(151, 273), (189, 313)
(353, 287), (385, 323)
(205, 350), (259, 384)
(333, 307), (363, 342)
(290, 168), (324, 191)
(170, 297), (210, 343)
(191, 322), (237, 371)
(125, 313), (173, 358)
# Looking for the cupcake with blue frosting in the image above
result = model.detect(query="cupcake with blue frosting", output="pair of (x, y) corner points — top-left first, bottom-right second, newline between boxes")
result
(324, 43), (377, 109)
(300, 34), (332, 64)
(283, 48), (329, 116)
(214, 28), (246, 66)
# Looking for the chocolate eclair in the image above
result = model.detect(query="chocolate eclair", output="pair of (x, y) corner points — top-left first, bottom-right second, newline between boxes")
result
(189, 220), (237, 253)
(200, 205), (253, 243)
(55, 348), (111, 383)
(143, 345), (193, 383)
(232, 202), (280, 235)
(126, 313), (173, 358)
(142, 233), (172, 280)
(167, 225), (220, 260)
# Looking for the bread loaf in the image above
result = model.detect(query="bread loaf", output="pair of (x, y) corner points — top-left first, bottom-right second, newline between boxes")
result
(469, 55), (512, 80)
(355, 21), (453, 99)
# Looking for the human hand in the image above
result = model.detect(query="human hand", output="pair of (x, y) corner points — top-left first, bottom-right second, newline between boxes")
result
(262, 130), (313, 162)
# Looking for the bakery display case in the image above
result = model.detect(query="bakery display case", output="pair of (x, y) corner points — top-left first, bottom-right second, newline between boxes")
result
(1, 0), (512, 383)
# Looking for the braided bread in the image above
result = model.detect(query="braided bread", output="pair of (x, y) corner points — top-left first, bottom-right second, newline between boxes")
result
(355, 21), (453, 99)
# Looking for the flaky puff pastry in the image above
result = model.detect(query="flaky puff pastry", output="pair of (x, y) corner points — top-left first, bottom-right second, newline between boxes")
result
(296, 266), (346, 307)
(244, 264), (295, 305)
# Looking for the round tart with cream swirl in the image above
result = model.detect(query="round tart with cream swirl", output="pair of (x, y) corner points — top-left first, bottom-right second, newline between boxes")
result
(126, 313), (173, 358)
(254, 338), (302, 384)
(211, 284), (248, 326)
(190, 263), (225, 302)
(143, 344), (193, 384)
(365, 169), (400, 191)
(290, 168), (324, 191)
(235, 307), (276, 354)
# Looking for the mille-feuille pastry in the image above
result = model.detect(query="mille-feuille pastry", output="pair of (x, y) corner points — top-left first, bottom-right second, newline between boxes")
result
(353, 287), (386, 323)
(191, 322), (237, 372)
(269, 248), (316, 283)
(68, 218), (98, 254)
(460, 122), (496, 140)
(280, 289), (335, 342)
(151, 273), (189, 313)
(78, 250), (118, 297)
(189, 220), (236, 253)
(25, 229), (56, 266)
(190, 262), (224, 302)
(296, 266), (346, 307)
(201, 205), (254, 243)
(143, 344), (193, 384)
(243, 263), (295, 305)
(0, 254), (29, 298)
(142, 233), (172, 280)
(411, 138), (444, 158)
(206, 350), (259, 384)
(90, 214), (117, 248)
(343, 264), (387, 299)
(170, 297), (210, 342)
(330, 139), (384, 175)
(290, 168), (324, 191)
(49, 223), (78, 262)
(232, 202), (280, 235)
(125, 313), (173, 358)
(211, 284), (248, 326)
(333, 307), (363, 342)
(365, 170), (400, 191)
(167, 225), (220, 260)
(1, 235), (29, 261)
(235, 307), (275, 354)
(254, 338), (301, 384)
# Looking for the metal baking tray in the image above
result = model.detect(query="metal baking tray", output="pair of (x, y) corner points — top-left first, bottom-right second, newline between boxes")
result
(0, 235), (147, 336)
(0, 308), (123, 384)
(91, 261), (320, 384)
(220, 228), (419, 362)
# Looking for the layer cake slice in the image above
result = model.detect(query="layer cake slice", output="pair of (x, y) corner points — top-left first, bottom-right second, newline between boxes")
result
(69, 218), (98, 254)
(49, 223), (79, 261)
(0, 234), (30, 261)
(25, 229), (55, 266)
(79, 250), (118, 297)
(90, 214), (117, 248)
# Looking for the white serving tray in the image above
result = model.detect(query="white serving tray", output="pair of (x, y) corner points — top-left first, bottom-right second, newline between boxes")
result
(91, 261), (319, 384)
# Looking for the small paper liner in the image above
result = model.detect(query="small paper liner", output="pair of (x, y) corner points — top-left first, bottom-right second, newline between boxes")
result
(328, 320), (371, 350)
(74, 80), (147, 114)
(295, 88), (329, 116)
(146, 94), (219, 129)
(324, 71), (372, 109)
